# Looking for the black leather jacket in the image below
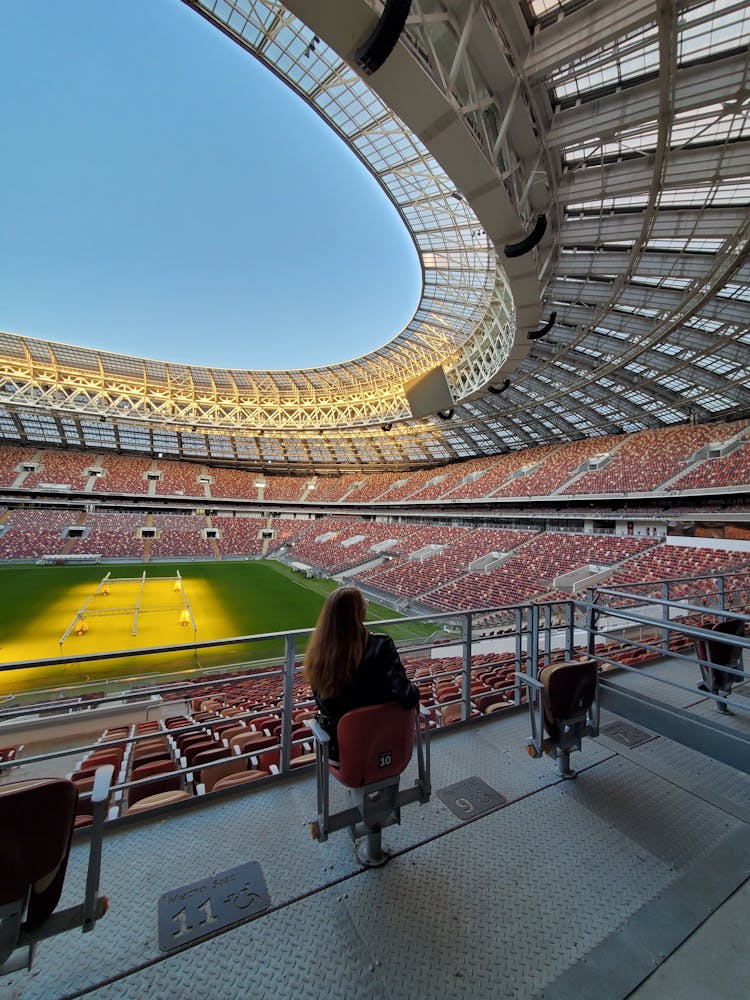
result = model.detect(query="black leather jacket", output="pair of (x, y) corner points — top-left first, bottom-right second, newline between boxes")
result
(314, 631), (419, 760)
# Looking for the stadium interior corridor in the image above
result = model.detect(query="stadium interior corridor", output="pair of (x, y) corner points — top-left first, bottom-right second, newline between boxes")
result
(2, 669), (748, 1000)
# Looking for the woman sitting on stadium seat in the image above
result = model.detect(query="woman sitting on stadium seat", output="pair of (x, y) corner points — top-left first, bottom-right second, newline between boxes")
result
(304, 586), (419, 762)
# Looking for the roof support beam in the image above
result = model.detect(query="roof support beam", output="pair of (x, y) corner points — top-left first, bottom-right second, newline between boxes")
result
(547, 50), (748, 149)
(559, 141), (750, 203)
(525, 0), (655, 79)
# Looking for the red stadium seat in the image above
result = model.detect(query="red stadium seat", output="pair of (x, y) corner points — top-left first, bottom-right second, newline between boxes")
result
(307, 703), (431, 866)
(0, 767), (112, 973)
(128, 760), (182, 808)
(527, 659), (598, 778)
(695, 618), (745, 714)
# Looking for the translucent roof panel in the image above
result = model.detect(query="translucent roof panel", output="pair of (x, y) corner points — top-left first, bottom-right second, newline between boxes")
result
(567, 181), (750, 213)
(564, 102), (750, 164)
(526, 0), (585, 22)
(679, 1), (750, 62)
(551, 0), (750, 104)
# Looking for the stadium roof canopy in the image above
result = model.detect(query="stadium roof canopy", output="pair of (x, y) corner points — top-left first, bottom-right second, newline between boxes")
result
(1, 0), (749, 471)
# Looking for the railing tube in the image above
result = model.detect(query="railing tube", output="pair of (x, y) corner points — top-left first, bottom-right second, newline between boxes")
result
(661, 582), (670, 654)
(280, 634), (297, 774)
(585, 589), (597, 657)
(514, 607), (523, 706)
(541, 603), (552, 667)
(717, 575), (726, 612)
(564, 600), (575, 659)
(461, 612), (472, 722)
(529, 603), (540, 683)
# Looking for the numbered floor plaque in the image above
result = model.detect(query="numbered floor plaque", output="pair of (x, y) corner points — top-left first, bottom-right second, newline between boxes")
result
(600, 721), (656, 749)
(437, 776), (506, 821)
(158, 860), (270, 952)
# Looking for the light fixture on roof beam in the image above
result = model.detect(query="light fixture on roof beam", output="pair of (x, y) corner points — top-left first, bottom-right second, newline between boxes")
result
(382, 423), (393, 432)
(488, 378), (511, 395)
(504, 214), (547, 258)
(436, 409), (454, 420)
(354, 0), (412, 76)
(528, 312), (557, 340)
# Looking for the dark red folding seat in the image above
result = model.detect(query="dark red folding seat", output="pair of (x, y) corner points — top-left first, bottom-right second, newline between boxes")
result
(164, 716), (190, 729)
(695, 618), (745, 713)
(231, 732), (275, 755)
(475, 692), (507, 714)
(332, 704), (416, 787)
(539, 660), (597, 743)
(0, 768), (112, 972)
(307, 703), (431, 866)
(209, 721), (238, 738)
(135, 722), (160, 734)
(74, 752), (122, 780)
(527, 659), (598, 778)
(250, 714), (280, 734)
(176, 733), (212, 754)
(128, 760), (181, 807)
(130, 748), (171, 770)
(191, 746), (231, 768)
(0, 779), (77, 935)
(182, 741), (217, 767)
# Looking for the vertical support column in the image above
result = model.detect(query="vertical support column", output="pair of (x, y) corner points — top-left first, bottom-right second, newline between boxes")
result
(83, 764), (113, 932)
(359, 829), (387, 867)
(525, 603), (543, 754)
(661, 582), (670, 653)
(717, 574), (726, 613)
(556, 749), (575, 779)
(585, 589), (597, 657)
(564, 600), (575, 659)
(514, 606), (524, 706)
(541, 603), (552, 667)
(529, 603), (540, 684)
(280, 633), (297, 774)
(461, 612), (472, 722)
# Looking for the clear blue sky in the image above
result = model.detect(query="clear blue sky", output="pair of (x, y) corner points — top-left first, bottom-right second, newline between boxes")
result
(0, 1), (421, 370)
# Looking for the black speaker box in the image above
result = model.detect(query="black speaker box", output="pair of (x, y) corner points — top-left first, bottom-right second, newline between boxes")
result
(355, 0), (412, 76)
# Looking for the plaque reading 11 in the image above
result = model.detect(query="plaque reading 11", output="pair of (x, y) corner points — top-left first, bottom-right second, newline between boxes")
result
(157, 861), (270, 952)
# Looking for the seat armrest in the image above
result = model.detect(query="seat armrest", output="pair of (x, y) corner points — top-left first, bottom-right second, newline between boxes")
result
(92, 765), (114, 804)
(306, 719), (330, 745)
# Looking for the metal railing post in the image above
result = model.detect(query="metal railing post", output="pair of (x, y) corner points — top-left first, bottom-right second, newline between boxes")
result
(585, 589), (597, 657)
(461, 612), (472, 721)
(514, 606), (523, 705)
(661, 582), (670, 654)
(565, 600), (575, 659)
(529, 603), (540, 683)
(280, 633), (297, 774)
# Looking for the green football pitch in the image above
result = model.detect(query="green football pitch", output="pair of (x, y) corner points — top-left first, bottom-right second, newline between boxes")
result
(0, 561), (438, 696)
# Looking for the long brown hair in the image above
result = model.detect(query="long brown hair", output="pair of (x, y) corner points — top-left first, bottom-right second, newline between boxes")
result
(304, 587), (367, 699)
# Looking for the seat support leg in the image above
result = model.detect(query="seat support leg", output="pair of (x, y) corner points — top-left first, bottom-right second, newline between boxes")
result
(556, 748), (577, 779)
(356, 829), (389, 867)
